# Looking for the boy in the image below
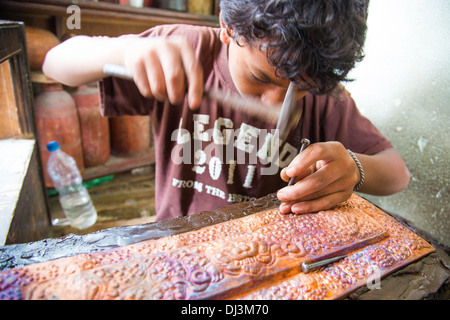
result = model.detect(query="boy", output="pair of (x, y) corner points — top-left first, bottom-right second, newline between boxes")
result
(43, 0), (410, 221)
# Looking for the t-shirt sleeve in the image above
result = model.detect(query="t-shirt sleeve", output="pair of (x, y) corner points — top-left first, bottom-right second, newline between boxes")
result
(320, 90), (393, 155)
(100, 76), (153, 117)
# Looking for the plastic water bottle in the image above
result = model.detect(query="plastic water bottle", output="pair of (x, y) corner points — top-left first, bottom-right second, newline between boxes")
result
(46, 141), (97, 229)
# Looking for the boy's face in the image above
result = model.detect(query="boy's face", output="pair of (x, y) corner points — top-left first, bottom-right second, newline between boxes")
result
(226, 38), (308, 107)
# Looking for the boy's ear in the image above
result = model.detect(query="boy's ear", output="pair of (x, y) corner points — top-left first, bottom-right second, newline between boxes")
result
(219, 12), (232, 44)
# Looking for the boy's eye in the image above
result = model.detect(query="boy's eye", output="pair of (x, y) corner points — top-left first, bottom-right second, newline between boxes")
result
(250, 73), (269, 84)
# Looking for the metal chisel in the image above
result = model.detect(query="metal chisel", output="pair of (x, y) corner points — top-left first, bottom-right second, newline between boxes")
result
(301, 254), (348, 273)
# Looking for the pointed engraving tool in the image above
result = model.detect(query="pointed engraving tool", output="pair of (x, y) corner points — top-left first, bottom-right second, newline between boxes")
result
(288, 138), (311, 186)
(301, 254), (348, 273)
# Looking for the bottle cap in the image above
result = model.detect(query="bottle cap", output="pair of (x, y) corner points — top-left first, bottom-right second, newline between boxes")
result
(47, 141), (60, 152)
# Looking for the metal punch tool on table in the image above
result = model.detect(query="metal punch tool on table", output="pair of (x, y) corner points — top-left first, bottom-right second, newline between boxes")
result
(301, 254), (348, 273)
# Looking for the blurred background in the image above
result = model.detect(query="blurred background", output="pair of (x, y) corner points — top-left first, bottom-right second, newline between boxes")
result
(346, 0), (449, 248)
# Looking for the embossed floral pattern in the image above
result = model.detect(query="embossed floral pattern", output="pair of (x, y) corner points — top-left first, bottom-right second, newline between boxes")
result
(0, 194), (434, 300)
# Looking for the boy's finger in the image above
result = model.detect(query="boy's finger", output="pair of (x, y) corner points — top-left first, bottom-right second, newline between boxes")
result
(179, 40), (204, 110)
(144, 52), (167, 101)
(281, 164), (314, 183)
(290, 191), (350, 214)
(278, 164), (338, 201)
(285, 144), (323, 178)
(157, 45), (186, 105)
(131, 60), (153, 98)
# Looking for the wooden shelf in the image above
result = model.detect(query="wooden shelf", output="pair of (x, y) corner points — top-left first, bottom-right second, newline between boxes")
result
(84, 150), (155, 181)
(0, 0), (219, 38)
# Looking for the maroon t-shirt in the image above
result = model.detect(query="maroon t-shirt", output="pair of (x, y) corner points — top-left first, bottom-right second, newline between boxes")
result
(100, 24), (392, 221)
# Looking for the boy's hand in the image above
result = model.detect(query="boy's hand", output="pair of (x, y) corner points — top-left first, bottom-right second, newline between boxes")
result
(277, 141), (360, 214)
(123, 37), (204, 110)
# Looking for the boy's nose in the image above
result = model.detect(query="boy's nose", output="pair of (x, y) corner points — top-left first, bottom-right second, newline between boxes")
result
(260, 87), (287, 106)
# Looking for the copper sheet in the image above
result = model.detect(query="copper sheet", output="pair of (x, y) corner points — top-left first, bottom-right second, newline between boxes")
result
(0, 194), (434, 300)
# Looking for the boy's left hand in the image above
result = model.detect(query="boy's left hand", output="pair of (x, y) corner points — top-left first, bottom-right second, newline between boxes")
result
(277, 141), (360, 214)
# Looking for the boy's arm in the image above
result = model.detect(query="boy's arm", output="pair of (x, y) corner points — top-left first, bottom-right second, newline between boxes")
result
(352, 148), (410, 195)
(277, 142), (410, 214)
(43, 36), (127, 86)
(43, 35), (203, 109)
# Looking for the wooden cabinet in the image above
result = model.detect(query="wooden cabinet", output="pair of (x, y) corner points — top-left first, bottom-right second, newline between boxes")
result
(0, 21), (51, 244)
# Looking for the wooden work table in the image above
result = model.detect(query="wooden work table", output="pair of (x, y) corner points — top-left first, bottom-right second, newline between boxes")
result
(0, 194), (448, 300)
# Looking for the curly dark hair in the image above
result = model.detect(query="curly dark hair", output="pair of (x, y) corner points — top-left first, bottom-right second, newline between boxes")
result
(219, 0), (369, 95)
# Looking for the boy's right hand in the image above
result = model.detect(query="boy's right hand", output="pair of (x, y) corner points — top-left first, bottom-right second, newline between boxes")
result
(122, 37), (204, 110)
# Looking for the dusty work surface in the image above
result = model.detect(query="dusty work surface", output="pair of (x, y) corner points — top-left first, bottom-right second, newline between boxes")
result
(0, 194), (448, 300)
(48, 166), (157, 238)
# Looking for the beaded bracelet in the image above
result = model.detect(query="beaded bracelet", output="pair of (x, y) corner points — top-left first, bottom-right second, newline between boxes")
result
(347, 149), (365, 191)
